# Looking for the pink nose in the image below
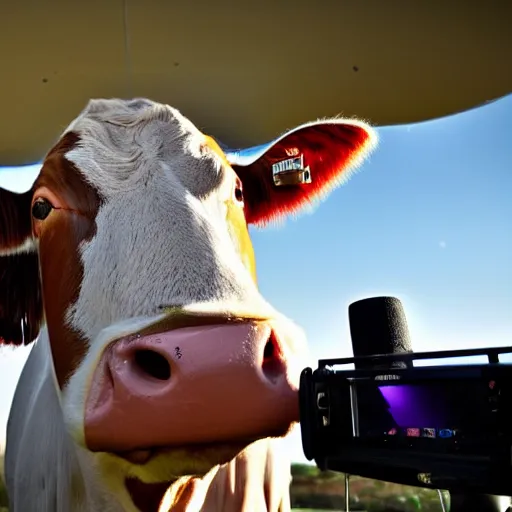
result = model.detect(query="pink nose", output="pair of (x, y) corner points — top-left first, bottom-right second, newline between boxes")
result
(84, 322), (299, 453)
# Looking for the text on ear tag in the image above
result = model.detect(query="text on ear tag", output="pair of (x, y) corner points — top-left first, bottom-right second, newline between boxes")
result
(272, 154), (312, 187)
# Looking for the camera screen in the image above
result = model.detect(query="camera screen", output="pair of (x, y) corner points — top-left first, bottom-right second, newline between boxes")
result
(352, 377), (496, 443)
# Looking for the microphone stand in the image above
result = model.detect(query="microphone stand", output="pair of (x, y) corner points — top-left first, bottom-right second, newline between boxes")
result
(342, 476), (509, 512)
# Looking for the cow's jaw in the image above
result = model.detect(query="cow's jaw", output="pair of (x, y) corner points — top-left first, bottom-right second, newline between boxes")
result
(92, 442), (252, 512)
(90, 441), (252, 512)
(87, 438), (293, 512)
(133, 439), (292, 512)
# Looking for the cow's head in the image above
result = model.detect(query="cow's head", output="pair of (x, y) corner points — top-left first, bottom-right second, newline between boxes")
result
(0, 98), (377, 510)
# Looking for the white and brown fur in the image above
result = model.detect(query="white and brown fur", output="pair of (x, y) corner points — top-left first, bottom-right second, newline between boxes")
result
(1, 98), (377, 511)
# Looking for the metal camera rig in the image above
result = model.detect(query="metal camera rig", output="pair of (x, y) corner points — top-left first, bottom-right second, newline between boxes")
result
(298, 297), (512, 512)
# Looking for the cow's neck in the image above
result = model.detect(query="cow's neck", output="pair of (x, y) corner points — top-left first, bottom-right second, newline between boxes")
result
(160, 439), (292, 512)
(5, 328), (90, 512)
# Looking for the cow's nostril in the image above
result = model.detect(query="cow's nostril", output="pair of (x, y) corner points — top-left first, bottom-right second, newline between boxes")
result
(133, 349), (171, 381)
(261, 334), (284, 383)
(263, 339), (275, 360)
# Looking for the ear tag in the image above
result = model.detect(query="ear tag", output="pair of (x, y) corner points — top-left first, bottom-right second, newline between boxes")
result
(272, 153), (312, 187)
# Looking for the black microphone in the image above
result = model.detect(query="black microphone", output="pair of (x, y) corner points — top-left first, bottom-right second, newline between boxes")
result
(348, 296), (412, 369)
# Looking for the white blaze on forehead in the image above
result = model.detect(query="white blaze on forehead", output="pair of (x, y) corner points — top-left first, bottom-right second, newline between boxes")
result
(64, 98), (222, 199)
(59, 98), (264, 343)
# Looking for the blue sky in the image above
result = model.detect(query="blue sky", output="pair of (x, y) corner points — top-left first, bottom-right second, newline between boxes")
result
(0, 95), (511, 463)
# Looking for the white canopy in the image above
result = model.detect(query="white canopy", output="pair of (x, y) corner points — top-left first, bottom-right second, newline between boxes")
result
(1, 0), (511, 166)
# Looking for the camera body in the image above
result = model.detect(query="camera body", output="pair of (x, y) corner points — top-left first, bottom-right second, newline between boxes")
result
(299, 346), (512, 496)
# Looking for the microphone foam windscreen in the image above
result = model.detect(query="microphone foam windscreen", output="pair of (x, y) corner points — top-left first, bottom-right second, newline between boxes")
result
(349, 296), (412, 368)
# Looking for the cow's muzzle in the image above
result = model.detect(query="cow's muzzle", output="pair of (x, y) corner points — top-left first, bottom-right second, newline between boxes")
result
(84, 320), (299, 457)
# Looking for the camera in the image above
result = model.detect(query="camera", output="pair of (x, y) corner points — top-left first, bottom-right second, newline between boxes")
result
(298, 296), (512, 509)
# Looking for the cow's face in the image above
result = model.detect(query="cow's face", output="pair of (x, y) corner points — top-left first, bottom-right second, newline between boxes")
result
(0, 98), (377, 509)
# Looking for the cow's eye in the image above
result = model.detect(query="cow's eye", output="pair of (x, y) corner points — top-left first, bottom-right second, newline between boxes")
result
(234, 185), (244, 204)
(32, 198), (53, 220)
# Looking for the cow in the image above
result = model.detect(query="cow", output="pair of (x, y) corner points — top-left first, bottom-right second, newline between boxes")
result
(0, 98), (377, 511)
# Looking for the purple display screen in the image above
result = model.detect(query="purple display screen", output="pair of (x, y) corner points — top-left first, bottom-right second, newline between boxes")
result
(353, 379), (492, 440)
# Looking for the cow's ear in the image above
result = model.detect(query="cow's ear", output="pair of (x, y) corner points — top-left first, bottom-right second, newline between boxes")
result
(0, 187), (43, 346)
(225, 119), (378, 226)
